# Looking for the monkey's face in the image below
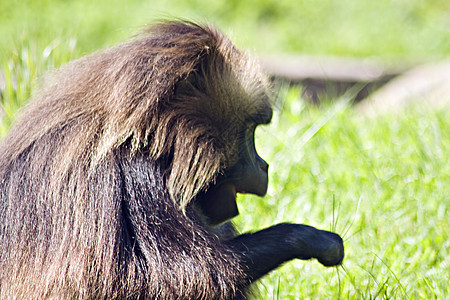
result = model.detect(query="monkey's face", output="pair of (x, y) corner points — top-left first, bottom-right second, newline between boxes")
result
(194, 101), (273, 226)
(170, 49), (272, 225)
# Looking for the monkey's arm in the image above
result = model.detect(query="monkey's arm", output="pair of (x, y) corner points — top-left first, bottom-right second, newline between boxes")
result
(230, 223), (344, 282)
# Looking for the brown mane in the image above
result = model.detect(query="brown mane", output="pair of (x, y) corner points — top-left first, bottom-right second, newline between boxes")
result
(0, 21), (270, 210)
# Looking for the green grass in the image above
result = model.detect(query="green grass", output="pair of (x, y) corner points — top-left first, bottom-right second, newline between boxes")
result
(1, 0), (449, 60)
(235, 90), (449, 298)
(0, 39), (77, 135)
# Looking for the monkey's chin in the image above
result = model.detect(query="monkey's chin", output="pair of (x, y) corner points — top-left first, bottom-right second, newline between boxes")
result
(196, 182), (240, 225)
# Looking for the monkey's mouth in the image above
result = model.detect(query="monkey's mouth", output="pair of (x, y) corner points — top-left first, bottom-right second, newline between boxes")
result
(231, 185), (243, 198)
(232, 185), (249, 198)
(210, 181), (245, 199)
(228, 183), (251, 200)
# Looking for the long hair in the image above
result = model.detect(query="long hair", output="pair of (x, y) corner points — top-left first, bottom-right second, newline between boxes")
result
(0, 20), (270, 299)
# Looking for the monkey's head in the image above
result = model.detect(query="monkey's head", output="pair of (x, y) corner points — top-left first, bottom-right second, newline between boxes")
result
(165, 23), (273, 225)
(5, 21), (272, 226)
(134, 21), (273, 225)
(179, 50), (273, 225)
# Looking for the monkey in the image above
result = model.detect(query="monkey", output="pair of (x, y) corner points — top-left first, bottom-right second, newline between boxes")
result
(0, 20), (344, 299)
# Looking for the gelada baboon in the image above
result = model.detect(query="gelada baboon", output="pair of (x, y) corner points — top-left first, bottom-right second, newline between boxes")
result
(0, 21), (344, 299)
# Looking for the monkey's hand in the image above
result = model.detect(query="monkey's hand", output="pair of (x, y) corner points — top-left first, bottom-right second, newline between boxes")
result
(231, 223), (344, 282)
(294, 227), (344, 267)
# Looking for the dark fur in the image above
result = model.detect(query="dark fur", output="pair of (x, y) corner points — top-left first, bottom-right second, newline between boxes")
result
(0, 21), (343, 299)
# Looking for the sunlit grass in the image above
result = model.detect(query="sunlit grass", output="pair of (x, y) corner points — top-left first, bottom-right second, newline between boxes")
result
(0, 39), (77, 135)
(235, 89), (449, 299)
(1, 0), (449, 58)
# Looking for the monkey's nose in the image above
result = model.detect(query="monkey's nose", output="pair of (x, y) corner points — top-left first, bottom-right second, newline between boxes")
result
(257, 155), (269, 172)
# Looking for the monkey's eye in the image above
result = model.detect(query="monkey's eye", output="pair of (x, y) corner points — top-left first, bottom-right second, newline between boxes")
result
(246, 109), (272, 126)
(244, 122), (256, 135)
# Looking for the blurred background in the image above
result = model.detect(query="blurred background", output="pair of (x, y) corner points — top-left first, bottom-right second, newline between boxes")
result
(1, 0), (449, 298)
(1, 0), (449, 57)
